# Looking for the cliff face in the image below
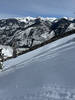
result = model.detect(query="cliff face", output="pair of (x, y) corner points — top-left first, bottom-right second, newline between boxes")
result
(0, 17), (75, 58)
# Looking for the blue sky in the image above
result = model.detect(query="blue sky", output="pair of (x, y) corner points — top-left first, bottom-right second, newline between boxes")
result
(0, 0), (75, 18)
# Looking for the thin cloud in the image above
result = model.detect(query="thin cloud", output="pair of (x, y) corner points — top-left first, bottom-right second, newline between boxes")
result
(0, 0), (75, 17)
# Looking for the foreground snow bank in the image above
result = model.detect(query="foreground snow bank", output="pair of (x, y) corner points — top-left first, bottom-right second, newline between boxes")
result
(0, 34), (75, 100)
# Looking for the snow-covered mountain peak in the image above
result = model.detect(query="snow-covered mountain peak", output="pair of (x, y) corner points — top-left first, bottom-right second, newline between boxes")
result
(16, 16), (57, 23)
(17, 16), (36, 23)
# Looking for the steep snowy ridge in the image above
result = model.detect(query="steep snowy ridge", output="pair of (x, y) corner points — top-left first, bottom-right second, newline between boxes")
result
(3, 34), (75, 71)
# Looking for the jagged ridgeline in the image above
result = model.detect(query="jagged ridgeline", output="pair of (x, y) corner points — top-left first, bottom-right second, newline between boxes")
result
(0, 17), (75, 59)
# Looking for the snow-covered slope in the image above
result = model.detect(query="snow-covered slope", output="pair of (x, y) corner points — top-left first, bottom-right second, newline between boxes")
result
(0, 34), (75, 100)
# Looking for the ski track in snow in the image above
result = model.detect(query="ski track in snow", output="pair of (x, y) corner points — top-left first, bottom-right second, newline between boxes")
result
(0, 34), (75, 100)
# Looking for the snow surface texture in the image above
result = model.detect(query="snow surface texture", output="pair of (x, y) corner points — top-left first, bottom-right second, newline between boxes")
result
(0, 34), (75, 100)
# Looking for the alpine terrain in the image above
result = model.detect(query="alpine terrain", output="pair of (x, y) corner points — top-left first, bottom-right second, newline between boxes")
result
(0, 17), (75, 100)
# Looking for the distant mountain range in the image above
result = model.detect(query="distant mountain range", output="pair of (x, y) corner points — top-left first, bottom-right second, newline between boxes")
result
(0, 17), (75, 59)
